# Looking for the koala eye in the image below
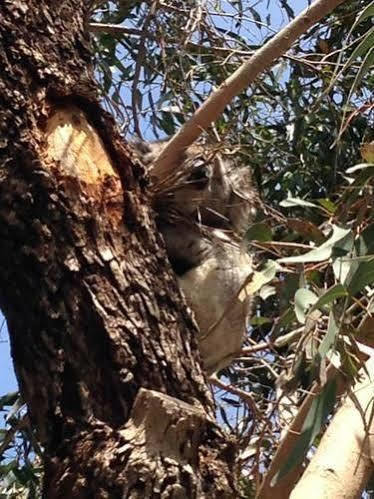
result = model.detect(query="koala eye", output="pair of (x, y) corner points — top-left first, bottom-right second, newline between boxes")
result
(187, 162), (210, 189)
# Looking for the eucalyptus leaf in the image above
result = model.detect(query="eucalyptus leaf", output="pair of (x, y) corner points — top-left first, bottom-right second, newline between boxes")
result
(5, 396), (24, 422)
(272, 378), (337, 485)
(317, 198), (336, 214)
(258, 284), (276, 300)
(353, 1), (374, 25)
(345, 46), (374, 115)
(294, 288), (318, 324)
(346, 163), (374, 175)
(246, 223), (272, 242)
(243, 260), (280, 295)
(309, 284), (348, 313)
(346, 258), (374, 296)
(340, 27), (374, 75)
(279, 226), (351, 264)
(280, 196), (319, 209)
(332, 231), (355, 284)
(318, 309), (339, 360)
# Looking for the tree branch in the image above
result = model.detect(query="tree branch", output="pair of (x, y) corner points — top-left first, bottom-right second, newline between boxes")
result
(290, 349), (374, 499)
(89, 23), (147, 37)
(151, 0), (347, 180)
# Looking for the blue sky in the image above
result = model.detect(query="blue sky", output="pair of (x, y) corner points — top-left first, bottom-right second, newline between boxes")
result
(0, 0), (309, 402)
(0, 321), (18, 422)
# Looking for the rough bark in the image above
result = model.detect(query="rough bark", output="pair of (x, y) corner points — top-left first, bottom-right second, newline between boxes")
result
(0, 1), (238, 497)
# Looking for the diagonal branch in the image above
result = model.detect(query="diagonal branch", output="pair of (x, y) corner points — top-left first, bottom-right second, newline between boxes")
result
(151, 0), (347, 180)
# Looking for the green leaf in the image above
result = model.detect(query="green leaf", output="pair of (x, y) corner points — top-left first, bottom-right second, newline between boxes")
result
(280, 196), (319, 209)
(279, 226), (352, 264)
(5, 396), (23, 422)
(345, 46), (374, 114)
(318, 310), (339, 360)
(309, 284), (348, 313)
(246, 223), (272, 242)
(250, 316), (272, 326)
(294, 288), (318, 324)
(243, 260), (280, 295)
(332, 231), (355, 284)
(340, 27), (374, 75)
(356, 223), (374, 256)
(272, 378), (337, 485)
(258, 284), (276, 300)
(353, 1), (374, 25)
(338, 224), (374, 293)
(0, 392), (19, 410)
(342, 164), (374, 205)
(317, 198), (336, 214)
(346, 258), (374, 296)
(271, 308), (297, 339)
(249, 6), (262, 26)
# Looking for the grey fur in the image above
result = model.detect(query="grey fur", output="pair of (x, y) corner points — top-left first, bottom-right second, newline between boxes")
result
(132, 139), (255, 373)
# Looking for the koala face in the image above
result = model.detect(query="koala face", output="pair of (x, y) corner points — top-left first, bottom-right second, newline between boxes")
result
(132, 139), (255, 235)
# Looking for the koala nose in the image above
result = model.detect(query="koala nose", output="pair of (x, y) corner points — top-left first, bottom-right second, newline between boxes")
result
(187, 160), (210, 190)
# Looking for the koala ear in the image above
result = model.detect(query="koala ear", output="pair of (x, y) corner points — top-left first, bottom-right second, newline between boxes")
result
(131, 139), (152, 155)
(131, 139), (169, 167)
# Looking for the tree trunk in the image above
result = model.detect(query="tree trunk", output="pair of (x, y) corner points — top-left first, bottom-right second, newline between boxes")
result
(0, 2), (238, 497)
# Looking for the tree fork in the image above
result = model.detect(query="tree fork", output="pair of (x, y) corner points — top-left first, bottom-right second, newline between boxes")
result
(0, 1), (238, 497)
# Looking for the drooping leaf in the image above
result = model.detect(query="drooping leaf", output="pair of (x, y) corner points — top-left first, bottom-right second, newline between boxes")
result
(346, 258), (374, 296)
(246, 222), (272, 242)
(0, 391), (19, 410)
(309, 284), (348, 313)
(272, 378), (337, 484)
(352, 2), (374, 26)
(294, 288), (318, 324)
(340, 27), (374, 76)
(317, 198), (337, 214)
(242, 260), (280, 296)
(280, 196), (320, 209)
(332, 231), (356, 284)
(279, 226), (352, 264)
(318, 309), (339, 360)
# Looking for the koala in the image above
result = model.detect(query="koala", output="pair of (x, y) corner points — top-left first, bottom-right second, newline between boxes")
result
(181, 230), (253, 374)
(132, 139), (255, 374)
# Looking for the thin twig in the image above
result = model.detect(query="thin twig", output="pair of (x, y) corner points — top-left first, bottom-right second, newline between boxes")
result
(211, 376), (260, 418)
(89, 23), (151, 37)
(131, 1), (158, 139)
(151, 0), (347, 180)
